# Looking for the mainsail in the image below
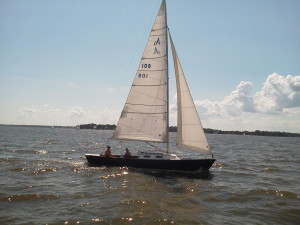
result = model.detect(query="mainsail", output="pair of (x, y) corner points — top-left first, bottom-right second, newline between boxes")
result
(169, 33), (211, 154)
(112, 0), (168, 143)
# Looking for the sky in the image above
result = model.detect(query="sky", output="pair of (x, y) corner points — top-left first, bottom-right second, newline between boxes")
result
(0, 0), (300, 132)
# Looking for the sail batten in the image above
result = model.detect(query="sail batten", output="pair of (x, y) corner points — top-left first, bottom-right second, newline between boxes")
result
(132, 84), (166, 87)
(126, 103), (165, 106)
(152, 27), (166, 31)
(142, 56), (166, 59)
(125, 112), (165, 115)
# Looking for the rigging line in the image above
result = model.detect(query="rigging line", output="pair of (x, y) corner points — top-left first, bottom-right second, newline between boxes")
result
(146, 142), (165, 152)
(105, 138), (110, 147)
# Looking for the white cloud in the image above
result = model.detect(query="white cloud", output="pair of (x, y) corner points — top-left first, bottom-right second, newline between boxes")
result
(57, 78), (129, 94)
(254, 73), (300, 113)
(67, 106), (84, 118)
(17, 104), (121, 126)
(194, 81), (256, 119)
(18, 105), (83, 125)
(20, 105), (85, 119)
(21, 105), (61, 114)
(192, 73), (300, 132)
(97, 108), (120, 124)
(21, 106), (38, 113)
(282, 107), (300, 115)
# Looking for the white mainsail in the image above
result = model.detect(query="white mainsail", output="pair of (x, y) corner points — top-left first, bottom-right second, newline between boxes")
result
(169, 33), (211, 154)
(112, 0), (168, 143)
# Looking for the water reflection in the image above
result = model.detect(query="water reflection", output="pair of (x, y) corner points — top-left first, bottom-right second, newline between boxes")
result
(86, 162), (214, 180)
(127, 167), (214, 180)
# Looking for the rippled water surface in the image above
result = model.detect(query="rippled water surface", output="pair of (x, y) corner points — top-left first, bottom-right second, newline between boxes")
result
(0, 125), (299, 225)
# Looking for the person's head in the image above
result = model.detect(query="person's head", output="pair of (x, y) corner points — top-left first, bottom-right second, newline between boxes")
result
(107, 145), (111, 149)
(125, 148), (128, 151)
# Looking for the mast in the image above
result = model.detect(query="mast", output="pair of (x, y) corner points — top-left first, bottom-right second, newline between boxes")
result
(164, 0), (169, 154)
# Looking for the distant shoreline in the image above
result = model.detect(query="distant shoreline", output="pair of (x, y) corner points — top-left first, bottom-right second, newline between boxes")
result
(0, 124), (74, 129)
(76, 123), (300, 138)
(1, 123), (299, 137)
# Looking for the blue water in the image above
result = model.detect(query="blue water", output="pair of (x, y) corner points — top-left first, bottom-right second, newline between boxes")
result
(0, 125), (299, 224)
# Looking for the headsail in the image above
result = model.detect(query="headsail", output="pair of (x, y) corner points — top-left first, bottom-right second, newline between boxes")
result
(112, 0), (168, 143)
(169, 32), (211, 154)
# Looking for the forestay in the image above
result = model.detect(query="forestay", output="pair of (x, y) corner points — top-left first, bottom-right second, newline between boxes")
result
(112, 0), (168, 143)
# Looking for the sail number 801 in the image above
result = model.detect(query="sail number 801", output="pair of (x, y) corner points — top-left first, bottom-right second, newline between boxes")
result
(138, 73), (148, 78)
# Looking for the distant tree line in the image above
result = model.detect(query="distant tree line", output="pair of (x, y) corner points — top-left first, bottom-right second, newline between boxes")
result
(78, 123), (116, 130)
(0, 124), (73, 129)
(204, 128), (300, 137)
(78, 124), (300, 137)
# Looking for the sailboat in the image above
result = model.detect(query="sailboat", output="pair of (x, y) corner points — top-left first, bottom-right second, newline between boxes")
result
(85, 0), (215, 171)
